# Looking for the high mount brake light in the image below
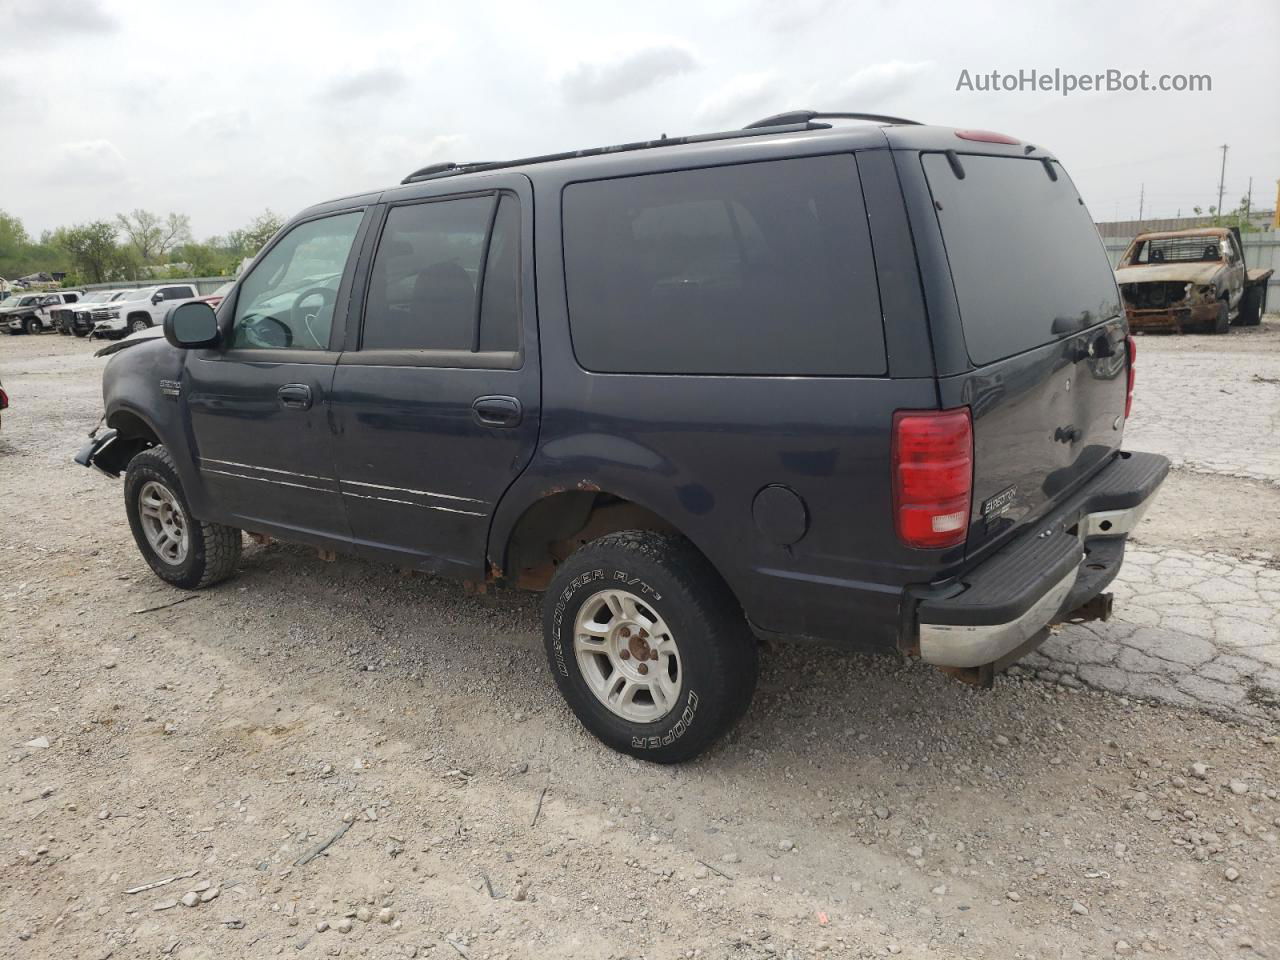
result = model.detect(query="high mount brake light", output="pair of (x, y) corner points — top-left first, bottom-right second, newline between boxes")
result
(1125, 335), (1137, 419)
(954, 130), (1020, 145)
(892, 408), (974, 550)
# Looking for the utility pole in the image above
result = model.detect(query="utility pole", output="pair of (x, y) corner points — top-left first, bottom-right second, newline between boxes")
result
(1215, 143), (1228, 223)
(1138, 183), (1144, 224)
(1244, 176), (1253, 225)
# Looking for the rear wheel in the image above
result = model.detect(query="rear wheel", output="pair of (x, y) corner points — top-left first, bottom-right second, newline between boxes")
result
(73, 327), (88, 338)
(542, 530), (757, 763)
(124, 445), (242, 589)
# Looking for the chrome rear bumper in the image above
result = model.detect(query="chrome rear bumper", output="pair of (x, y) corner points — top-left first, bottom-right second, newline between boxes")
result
(914, 452), (1167, 669)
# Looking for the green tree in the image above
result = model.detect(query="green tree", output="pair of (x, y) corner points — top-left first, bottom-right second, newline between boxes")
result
(174, 240), (233, 277)
(0, 210), (31, 277)
(56, 221), (121, 283)
(227, 209), (283, 261)
(116, 209), (192, 264)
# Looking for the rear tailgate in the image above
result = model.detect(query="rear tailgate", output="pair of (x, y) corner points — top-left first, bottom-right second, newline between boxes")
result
(919, 150), (1129, 557)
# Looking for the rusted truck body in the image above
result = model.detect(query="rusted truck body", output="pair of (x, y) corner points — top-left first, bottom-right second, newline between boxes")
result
(1115, 226), (1272, 333)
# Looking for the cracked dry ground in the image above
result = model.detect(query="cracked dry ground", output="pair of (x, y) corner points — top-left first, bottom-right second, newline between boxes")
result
(1, 323), (1278, 960)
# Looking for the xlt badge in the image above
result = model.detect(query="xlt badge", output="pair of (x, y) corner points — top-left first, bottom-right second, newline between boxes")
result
(981, 485), (1017, 524)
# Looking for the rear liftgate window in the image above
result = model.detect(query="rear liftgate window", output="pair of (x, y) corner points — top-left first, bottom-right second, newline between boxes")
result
(562, 154), (886, 376)
(922, 153), (1121, 366)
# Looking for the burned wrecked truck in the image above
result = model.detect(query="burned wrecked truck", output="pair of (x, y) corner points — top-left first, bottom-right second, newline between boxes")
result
(1114, 227), (1271, 334)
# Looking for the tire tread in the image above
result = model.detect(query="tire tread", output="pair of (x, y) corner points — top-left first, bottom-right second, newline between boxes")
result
(126, 445), (241, 589)
(544, 530), (756, 763)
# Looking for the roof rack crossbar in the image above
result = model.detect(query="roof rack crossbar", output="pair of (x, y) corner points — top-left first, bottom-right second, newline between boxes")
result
(743, 109), (922, 129)
(399, 121), (822, 185)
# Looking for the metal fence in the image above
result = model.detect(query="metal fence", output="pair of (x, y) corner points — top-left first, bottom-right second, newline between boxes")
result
(80, 276), (232, 297)
(1103, 235), (1280, 304)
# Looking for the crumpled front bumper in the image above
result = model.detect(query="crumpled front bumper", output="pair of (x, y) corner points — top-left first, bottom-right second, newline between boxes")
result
(1125, 302), (1219, 333)
(909, 450), (1170, 669)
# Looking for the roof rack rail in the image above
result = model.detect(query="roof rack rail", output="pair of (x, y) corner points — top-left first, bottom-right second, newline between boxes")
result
(744, 109), (923, 129)
(400, 119), (824, 185)
(401, 161), (489, 182)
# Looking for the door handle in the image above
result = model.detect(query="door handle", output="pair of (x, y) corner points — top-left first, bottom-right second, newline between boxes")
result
(277, 383), (312, 410)
(472, 395), (522, 427)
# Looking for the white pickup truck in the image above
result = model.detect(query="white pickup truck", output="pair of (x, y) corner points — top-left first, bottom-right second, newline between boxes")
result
(89, 284), (200, 338)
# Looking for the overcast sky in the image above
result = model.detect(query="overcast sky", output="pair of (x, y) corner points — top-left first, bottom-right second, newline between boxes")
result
(3, 0), (1277, 239)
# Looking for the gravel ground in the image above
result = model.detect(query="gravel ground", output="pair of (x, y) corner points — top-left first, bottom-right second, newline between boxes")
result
(1, 324), (1278, 960)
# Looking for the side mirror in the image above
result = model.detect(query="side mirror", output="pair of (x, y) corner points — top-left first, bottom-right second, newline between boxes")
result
(151, 292), (164, 305)
(164, 301), (220, 349)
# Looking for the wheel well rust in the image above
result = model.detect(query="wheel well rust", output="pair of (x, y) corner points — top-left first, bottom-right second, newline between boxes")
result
(499, 491), (677, 590)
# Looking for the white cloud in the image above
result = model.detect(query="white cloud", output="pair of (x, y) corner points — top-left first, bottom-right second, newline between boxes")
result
(561, 41), (698, 104)
(323, 67), (409, 102)
(0, 1), (1274, 237)
(187, 110), (251, 140)
(696, 71), (781, 125)
(837, 60), (933, 104)
(45, 140), (129, 185)
(0, 0), (117, 47)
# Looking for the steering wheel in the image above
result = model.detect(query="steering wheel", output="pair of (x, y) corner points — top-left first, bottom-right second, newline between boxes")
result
(289, 286), (335, 349)
(238, 313), (293, 349)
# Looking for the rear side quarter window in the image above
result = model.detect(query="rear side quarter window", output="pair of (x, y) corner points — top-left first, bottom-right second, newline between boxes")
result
(562, 154), (885, 376)
(922, 153), (1120, 366)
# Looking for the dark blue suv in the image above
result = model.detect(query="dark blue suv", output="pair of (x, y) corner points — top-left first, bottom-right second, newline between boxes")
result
(78, 111), (1167, 762)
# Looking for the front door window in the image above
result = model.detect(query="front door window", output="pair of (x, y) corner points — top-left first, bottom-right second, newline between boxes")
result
(229, 212), (363, 350)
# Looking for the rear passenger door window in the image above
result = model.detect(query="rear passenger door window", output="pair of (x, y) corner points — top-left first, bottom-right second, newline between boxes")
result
(561, 155), (885, 376)
(361, 192), (521, 360)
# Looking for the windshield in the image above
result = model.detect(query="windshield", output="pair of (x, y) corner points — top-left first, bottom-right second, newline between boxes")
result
(922, 153), (1120, 366)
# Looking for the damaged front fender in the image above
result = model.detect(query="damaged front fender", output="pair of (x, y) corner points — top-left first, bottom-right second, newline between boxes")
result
(74, 428), (153, 478)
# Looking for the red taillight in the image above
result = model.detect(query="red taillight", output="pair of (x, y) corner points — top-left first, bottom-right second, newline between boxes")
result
(0, 386), (7, 411)
(1125, 335), (1137, 419)
(892, 408), (973, 550)
(954, 129), (1020, 145)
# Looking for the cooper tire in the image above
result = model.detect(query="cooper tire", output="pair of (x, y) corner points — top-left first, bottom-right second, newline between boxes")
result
(124, 445), (242, 589)
(543, 530), (757, 763)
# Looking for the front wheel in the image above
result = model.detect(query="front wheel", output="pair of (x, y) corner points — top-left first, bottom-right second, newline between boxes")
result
(1211, 300), (1230, 334)
(543, 530), (757, 763)
(129, 316), (151, 334)
(124, 446), (242, 589)
(25, 317), (40, 335)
